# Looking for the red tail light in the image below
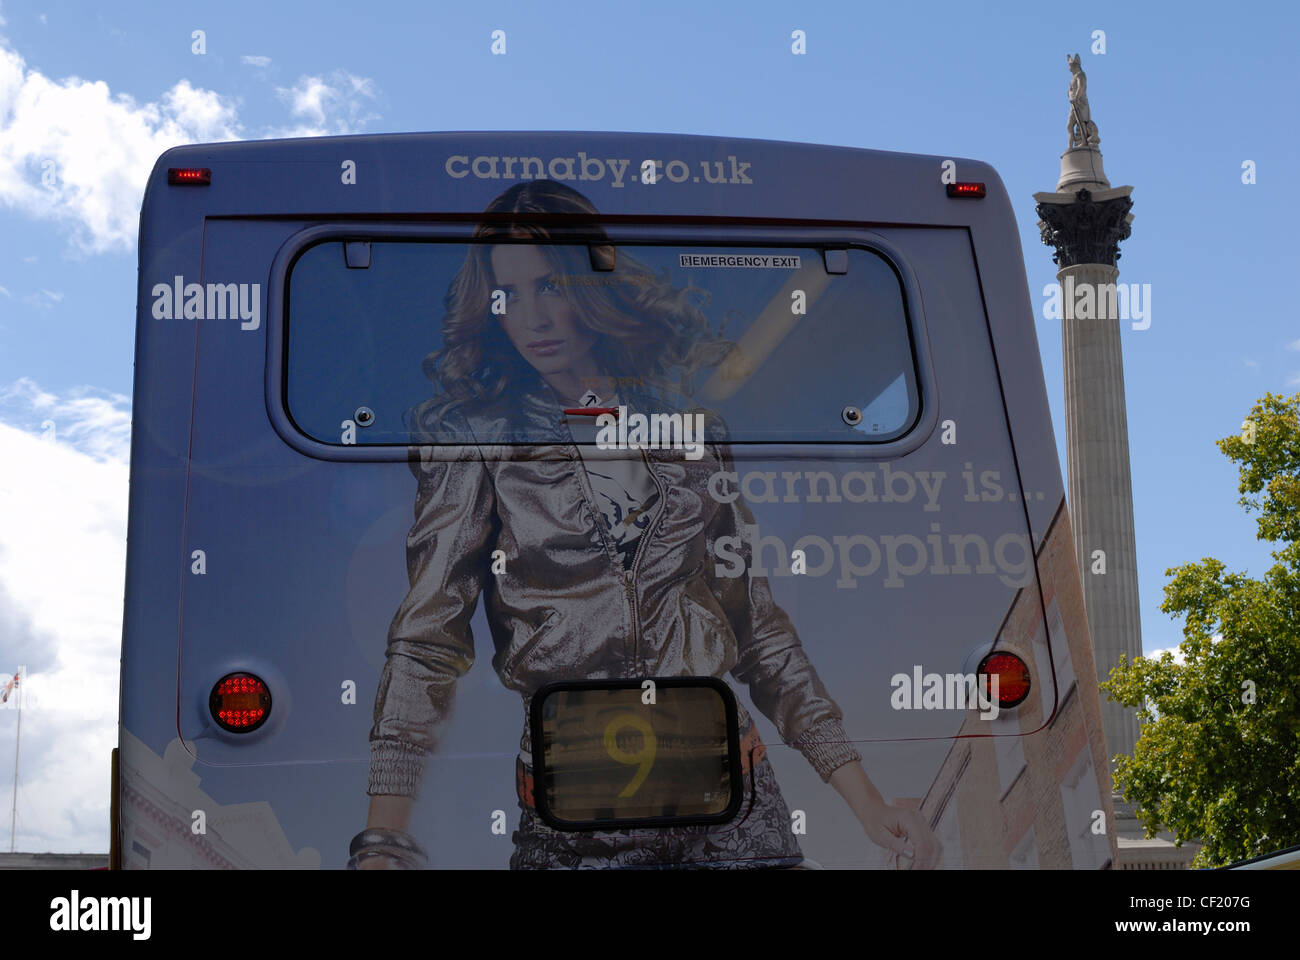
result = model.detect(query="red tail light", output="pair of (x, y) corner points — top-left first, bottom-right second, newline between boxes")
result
(978, 651), (1031, 707)
(168, 167), (212, 186)
(210, 673), (271, 732)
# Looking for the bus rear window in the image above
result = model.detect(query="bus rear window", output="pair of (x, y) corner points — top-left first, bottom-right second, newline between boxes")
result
(284, 240), (919, 447)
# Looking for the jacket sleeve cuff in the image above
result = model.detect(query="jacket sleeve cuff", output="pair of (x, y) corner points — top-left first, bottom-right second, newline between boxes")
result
(368, 740), (428, 797)
(792, 717), (861, 782)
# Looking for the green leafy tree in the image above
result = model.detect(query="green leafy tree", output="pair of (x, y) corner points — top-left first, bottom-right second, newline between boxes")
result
(1101, 392), (1300, 867)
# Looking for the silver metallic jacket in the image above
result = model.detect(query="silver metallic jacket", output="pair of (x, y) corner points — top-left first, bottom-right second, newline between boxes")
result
(368, 380), (862, 796)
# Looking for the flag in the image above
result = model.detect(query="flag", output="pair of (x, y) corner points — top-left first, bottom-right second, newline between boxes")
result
(1, 668), (21, 704)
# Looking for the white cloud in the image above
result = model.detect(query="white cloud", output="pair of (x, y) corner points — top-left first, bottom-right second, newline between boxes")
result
(0, 377), (130, 462)
(241, 55), (271, 68)
(1287, 338), (1300, 351)
(22, 288), (61, 309)
(273, 70), (379, 137)
(0, 377), (131, 853)
(1243, 358), (1259, 368)
(1144, 645), (1186, 665)
(0, 43), (242, 253)
(0, 37), (381, 253)
(0, 284), (9, 297)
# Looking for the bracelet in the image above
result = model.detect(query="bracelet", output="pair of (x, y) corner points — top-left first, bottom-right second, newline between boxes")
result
(347, 828), (429, 870)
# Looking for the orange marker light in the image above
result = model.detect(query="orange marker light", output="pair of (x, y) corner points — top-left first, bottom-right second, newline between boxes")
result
(209, 673), (271, 732)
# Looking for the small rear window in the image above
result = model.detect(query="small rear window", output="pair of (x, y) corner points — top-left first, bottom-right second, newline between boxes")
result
(284, 239), (919, 447)
(531, 679), (741, 830)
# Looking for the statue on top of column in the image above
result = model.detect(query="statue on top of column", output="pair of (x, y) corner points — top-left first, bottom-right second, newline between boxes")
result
(1067, 53), (1100, 149)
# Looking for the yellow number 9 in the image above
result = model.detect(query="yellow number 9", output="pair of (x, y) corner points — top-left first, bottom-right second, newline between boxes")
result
(603, 713), (657, 798)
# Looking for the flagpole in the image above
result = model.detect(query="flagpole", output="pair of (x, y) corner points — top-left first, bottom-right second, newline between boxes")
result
(9, 668), (21, 853)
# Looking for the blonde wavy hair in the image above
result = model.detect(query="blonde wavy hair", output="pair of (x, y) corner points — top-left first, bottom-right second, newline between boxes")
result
(418, 180), (731, 425)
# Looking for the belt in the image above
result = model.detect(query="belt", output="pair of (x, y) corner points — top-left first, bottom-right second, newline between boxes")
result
(516, 726), (766, 810)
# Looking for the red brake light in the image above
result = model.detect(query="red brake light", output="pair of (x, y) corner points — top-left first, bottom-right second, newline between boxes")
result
(946, 181), (986, 198)
(168, 167), (212, 186)
(978, 651), (1031, 707)
(209, 673), (271, 732)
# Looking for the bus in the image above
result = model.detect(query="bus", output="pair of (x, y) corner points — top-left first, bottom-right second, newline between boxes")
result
(1224, 844), (1300, 870)
(113, 131), (1117, 870)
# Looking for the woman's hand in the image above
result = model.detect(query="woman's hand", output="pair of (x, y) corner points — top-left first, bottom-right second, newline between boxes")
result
(354, 795), (419, 870)
(859, 800), (942, 870)
(356, 854), (401, 870)
(828, 762), (942, 869)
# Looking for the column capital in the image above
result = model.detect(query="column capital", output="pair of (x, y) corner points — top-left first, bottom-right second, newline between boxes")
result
(1034, 187), (1134, 269)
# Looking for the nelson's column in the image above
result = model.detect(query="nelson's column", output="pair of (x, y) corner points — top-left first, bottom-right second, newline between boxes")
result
(1034, 57), (1197, 868)
(1033, 53), (1140, 776)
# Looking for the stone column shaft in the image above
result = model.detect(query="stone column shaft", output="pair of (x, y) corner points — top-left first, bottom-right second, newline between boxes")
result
(1060, 261), (1143, 762)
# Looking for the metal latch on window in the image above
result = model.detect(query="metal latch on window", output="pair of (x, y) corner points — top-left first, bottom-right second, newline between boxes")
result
(344, 241), (372, 269)
(822, 248), (848, 274)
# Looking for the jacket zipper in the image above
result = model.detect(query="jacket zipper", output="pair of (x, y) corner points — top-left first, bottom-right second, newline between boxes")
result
(626, 447), (667, 673)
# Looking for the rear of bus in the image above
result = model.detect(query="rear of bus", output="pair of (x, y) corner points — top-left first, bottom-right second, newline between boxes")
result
(115, 132), (1116, 869)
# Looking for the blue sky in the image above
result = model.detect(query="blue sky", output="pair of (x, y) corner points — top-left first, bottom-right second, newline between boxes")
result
(0, 0), (1295, 851)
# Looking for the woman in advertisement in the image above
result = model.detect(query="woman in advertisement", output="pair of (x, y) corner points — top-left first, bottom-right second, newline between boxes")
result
(349, 179), (941, 870)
